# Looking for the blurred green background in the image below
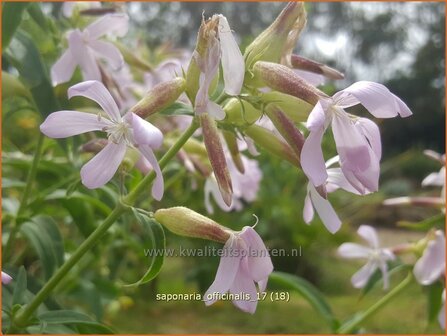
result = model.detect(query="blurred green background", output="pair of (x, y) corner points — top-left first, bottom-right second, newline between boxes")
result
(2, 2), (445, 334)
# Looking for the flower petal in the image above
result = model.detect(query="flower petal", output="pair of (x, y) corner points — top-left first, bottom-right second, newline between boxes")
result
(327, 168), (362, 195)
(308, 184), (342, 233)
(439, 290), (446, 330)
(240, 226), (274, 282)
(351, 261), (377, 288)
(80, 141), (127, 189)
(306, 101), (327, 131)
(301, 127), (328, 187)
(128, 112), (163, 149)
(68, 81), (121, 122)
(335, 81), (412, 118)
(204, 235), (240, 305)
(338, 243), (371, 259)
(138, 145), (164, 201)
(355, 117), (382, 160)
(204, 175), (232, 214)
(378, 259), (390, 290)
(414, 231), (446, 285)
(217, 15), (244, 95)
(357, 225), (380, 249)
(89, 40), (124, 70)
(422, 167), (445, 187)
(257, 278), (268, 293)
(51, 49), (77, 86)
(229, 265), (258, 314)
(85, 13), (129, 40)
(207, 101), (226, 120)
(1, 271), (12, 284)
(40, 111), (112, 138)
(67, 30), (101, 81)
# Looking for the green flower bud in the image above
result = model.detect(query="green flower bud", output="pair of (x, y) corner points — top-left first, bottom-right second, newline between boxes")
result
(260, 91), (313, 123)
(223, 98), (262, 126)
(154, 207), (231, 243)
(130, 77), (186, 118)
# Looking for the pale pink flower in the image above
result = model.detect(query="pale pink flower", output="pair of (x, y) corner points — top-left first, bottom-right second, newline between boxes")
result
(205, 154), (262, 214)
(204, 226), (273, 314)
(413, 230), (445, 285)
(51, 13), (129, 86)
(303, 156), (362, 233)
(338, 225), (395, 289)
(195, 15), (245, 120)
(439, 290), (445, 330)
(1, 271), (12, 285)
(301, 81), (412, 195)
(40, 81), (164, 200)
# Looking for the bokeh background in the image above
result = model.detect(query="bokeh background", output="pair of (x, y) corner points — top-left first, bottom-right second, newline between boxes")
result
(2, 2), (445, 334)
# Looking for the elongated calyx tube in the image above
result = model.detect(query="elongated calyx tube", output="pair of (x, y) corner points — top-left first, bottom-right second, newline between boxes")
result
(223, 98), (262, 126)
(253, 61), (325, 104)
(154, 207), (231, 243)
(244, 2), (306, 69)
(290, 54), (344, 80)
(130, 77), (186, 118)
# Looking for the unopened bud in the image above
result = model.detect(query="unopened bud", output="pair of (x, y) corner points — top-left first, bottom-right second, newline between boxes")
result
(383, 196), (444, 208)
(290, 55), (344, 80)
(245, 2), (306, 69)
(130, 77), (186, 118)
(155, 207), (231, 243)
(260, 91), (312, 123)
(114, 42), (153, 72)
(200, 113), (233, 206)
(265, 104), (305, 158)
(244, 124), (300, 168)
(253, 61), (326, 104)
(223, 130), (244, 173)
(223, 98), (262, 126)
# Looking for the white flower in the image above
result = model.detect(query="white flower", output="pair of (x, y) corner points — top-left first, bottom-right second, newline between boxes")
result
(413, 230), (445, 285)
(338, 225), (395, 289)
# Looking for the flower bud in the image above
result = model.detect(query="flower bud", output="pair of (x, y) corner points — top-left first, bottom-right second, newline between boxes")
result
(200, 113), (233, 206)
(290, 54), (344, 80)
(114, 41), (153, 72)
(260, 91), (312, 123)
(182, 138), (213, 177)
(244, 2), (306, 70)
(223, 98), (262, 126)
(265, 104), (305, 158)
(223, 130), (244, 173)
(130, 77), (186, 118)
(244, 124), (300, 168)
(154, 207), (231, 243)
(253, 61), (325, 104)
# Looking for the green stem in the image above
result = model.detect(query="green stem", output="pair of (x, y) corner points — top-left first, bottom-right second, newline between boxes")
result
(337, 272), (413, 334)
(11, 121), (200, 331)
(4, 132), (45, 261)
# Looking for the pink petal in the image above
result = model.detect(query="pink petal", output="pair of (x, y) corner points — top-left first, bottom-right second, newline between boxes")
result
(204, 176), (232, 214)
(327, 168), (361, 195)
(204, 235), (240, 305)
(85, 13), (129, 40)
(306, 101), (328, 131)
(439, 290), (445, 330)
(217, 15), (244, 95)
(357, 225), (380, 249)
(80, 141), (127, 189)
(257, 278), (268, 292)
(1, 271), (12, 284)
(240, 227), (274, 282)
(51, 49), (77, 86)
(303, 192), (314, 224)
(68, 81), (121, 122)
(128, 113), (163, 149)
(414, 231), (446, 285)
(338, 243), (371, 259)
(422, 168), (445, 187)
(301, 127), (328, 187)
(229, 266), (258, 314)
(293, 69), (325, 87)
(138, 145), (164, 201)
(308, 184), (342, 233)
(355, 117), (382, 160)
(335, 81), (412, 118)
(351, 261), (377, 288)
(40, 111), (112, 138)
(67, 30), (101, 81)
(207, 101), (226, 120)
(135, 155), (152, 175)
(89, 40), (124, 70)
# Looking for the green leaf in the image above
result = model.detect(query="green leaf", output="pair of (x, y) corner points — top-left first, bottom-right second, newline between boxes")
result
(27, 3), (49, 32)
(269, 271), (338, 332)
(2, 71), (33, 102)
(12, 266), (27, 306)
(5, 31), (59, 118)
(20, 216), (64, 280)
(124, 208), (165, 287)
(44, 190), (112, 216)
(2, 2), (30, 49)
(159, 102), (194, 117)
(427, 281), (444, 324)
